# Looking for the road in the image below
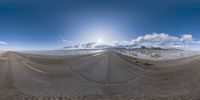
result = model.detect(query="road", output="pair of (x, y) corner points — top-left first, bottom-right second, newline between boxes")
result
(1, 51), (200, 100)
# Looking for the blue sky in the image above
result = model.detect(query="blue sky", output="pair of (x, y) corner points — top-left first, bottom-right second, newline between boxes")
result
(0, 0), (200, 50)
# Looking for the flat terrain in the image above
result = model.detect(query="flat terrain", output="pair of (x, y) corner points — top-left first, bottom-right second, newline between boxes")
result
(1, 51), (200, 100)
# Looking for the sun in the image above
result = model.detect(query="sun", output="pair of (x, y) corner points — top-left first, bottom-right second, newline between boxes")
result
(97, 38), (103, 44)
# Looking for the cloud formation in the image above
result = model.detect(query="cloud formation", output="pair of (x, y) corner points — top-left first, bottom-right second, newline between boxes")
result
(181, 34), (193, 42)
(0, 41), (8, 46)
(63, 33), (200, 50)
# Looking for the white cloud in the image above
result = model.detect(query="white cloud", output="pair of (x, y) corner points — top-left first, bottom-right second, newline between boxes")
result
(196, 41), (200, 44)
(62, 39), (72, 44)
(181, 34), (193, 41)
(0, 41), (8, 46)
(61, 38), (73, 46)
(131, 33), (179, 48)
(134, 33), (178, 43)
(63, 33), (200, 50)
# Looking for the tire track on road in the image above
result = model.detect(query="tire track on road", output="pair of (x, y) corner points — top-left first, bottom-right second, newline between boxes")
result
(65, 51), (147, 85)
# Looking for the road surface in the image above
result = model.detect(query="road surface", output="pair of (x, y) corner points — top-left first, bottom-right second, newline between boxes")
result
(0, 51), (200, 100)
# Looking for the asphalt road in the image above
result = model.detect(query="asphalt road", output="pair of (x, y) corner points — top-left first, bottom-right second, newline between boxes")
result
(1, 51), (200, 100)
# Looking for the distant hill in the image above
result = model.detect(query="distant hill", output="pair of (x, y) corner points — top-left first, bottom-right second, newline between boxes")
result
(63, 44), (183, 51)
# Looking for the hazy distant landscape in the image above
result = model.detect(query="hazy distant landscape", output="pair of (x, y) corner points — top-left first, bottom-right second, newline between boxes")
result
(21, 49), (105, 56)
(115, 48), (200, 60)
(19, 48), (200, 60)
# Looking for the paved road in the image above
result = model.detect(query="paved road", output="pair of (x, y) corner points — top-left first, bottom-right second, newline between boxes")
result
(1, 51), (200, 100)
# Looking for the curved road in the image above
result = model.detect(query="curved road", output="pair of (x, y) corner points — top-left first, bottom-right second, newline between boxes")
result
(0, 51), (200, 100)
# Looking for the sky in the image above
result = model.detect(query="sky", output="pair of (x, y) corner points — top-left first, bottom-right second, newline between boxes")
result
(0, 0), (200, 50)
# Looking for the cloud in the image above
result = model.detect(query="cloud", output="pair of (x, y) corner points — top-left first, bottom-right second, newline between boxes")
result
(0, 41), (8, 46)
(134, 33), (179, 43)
(181, 34), (193, 41)
(62, 39), (72, 44)
(61, 38), (74, 46)
(196, 41), (200, 44)
(131, 33), (179, 48)
(63, 33), (200, 50)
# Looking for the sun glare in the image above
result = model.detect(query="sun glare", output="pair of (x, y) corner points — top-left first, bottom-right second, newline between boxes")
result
(97, 38), (103, 44)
